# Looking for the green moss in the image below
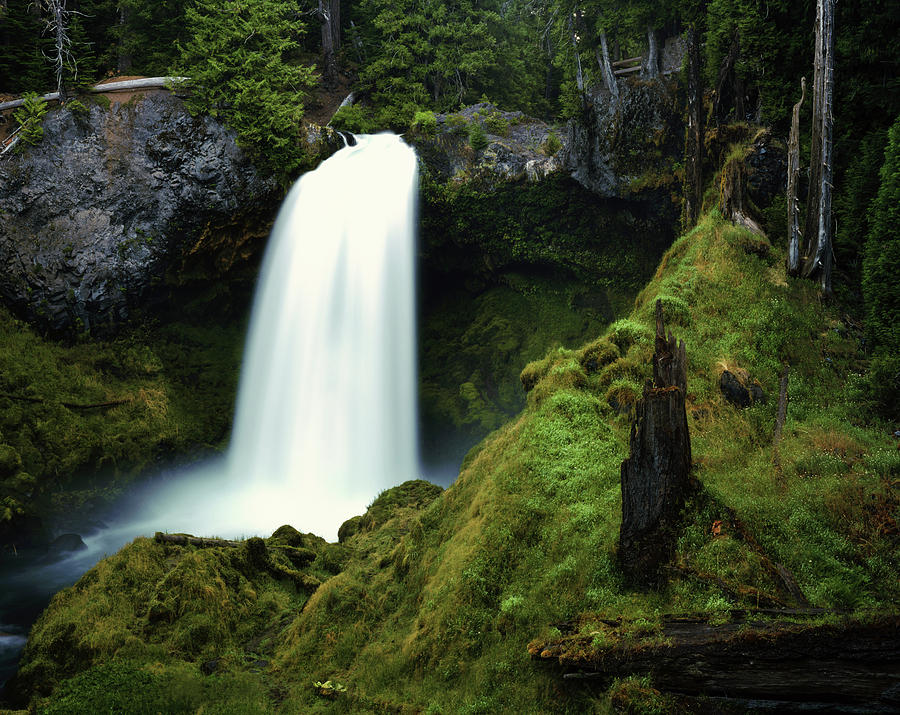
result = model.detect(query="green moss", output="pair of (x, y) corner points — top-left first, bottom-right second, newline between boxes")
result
(0, 307), (243, 549)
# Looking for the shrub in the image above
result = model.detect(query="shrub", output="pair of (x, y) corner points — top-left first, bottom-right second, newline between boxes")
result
(468, 121), (488, 151)
(607, 319), (653, 352)
(541, 132), (562, 156)
(329, 104), (377, 134)
(12, 92), (48, 147)
(446, 113), (468, 135)
(481, 109), (509, 136)
(411, 109), (438, 137)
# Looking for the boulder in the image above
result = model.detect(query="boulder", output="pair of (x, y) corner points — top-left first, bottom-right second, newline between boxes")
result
(720, 369), (767, 408)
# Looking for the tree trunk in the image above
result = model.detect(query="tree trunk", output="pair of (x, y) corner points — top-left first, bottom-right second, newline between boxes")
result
(618, 300), (692, 589)
(803, 0), (825, 268)
(814, 0), (835, 293)
(530, 614), (900, 709)
(596, 29), (618, 99)
(568, 14), (584, 95)
(319, 0), (338, 85)
(682, 26), (703, 230)
(787, 77), (806, 275)
(117, 6), (132, 73)
(644, 25), (658, 78)
(43, 0), (69, 101)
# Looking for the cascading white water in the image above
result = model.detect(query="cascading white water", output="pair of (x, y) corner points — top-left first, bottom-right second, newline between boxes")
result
(137, 133), (420, 540)
(224, 133), (420, 537)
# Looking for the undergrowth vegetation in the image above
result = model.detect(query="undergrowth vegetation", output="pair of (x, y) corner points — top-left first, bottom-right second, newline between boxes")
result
(0, 308), (243, 547)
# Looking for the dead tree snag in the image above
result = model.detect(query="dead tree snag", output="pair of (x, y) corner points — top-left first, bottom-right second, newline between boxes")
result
(618, 300), (692, 588)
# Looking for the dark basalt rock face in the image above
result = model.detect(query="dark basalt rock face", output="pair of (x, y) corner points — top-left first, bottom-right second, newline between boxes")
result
(562, 38), (686, 198)
(0, 92), (282, 334)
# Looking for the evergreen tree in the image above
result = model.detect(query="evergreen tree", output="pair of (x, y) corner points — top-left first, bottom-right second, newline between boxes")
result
(173, 0), (318, 181)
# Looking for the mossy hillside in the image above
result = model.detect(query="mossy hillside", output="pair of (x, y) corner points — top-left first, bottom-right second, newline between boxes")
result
(420, 277), (613, 467)
(19, 211), (899, 712)
(268, 210), (898, 711)
(419, 170), (675, 467)
(0, 308), (243, 549)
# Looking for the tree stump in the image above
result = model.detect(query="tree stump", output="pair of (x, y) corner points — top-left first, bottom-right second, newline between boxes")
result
(618, 300), (692, 588)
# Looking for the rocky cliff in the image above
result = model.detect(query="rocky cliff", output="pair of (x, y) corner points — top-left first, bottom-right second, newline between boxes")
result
(0, 92), (317, 334)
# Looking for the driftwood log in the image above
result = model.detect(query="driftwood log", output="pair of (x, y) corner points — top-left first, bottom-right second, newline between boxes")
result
(0, 77), (189, 112)
(618, 300), (691, 588)
(530, 613), (900, 710)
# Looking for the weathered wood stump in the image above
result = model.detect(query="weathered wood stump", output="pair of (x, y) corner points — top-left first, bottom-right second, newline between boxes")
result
(618, 300), (691, 588)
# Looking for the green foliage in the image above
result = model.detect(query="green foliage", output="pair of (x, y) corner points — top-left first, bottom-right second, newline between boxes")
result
(467, 120), (488, 151)
(329, 104), (377, 135)
(0, 306), (243, 544)
(479, 108), (509, 136)
(411, 110), (438, 137)
(541, 132), (562, 156)
(174, 0), (317, 182)
(863, 115), (900, 415)
(65, 98), (90, 117)
(12, 92), (49, 147)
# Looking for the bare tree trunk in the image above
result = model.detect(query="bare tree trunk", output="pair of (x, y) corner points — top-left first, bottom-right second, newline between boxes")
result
(596, 29), (618, 99)
(802, 0), (835, 293)
(618, 300), (692, 589)
(43, 0), (71, 101)
(568, 14), (584, 95)
(682, 26), (703, 230)
(117, 6), (132, 73)
(803, 0), (825, 268)
(318, 0), (338, 85)
(644, 25), (658, 78)
(787, 77), (806, 275)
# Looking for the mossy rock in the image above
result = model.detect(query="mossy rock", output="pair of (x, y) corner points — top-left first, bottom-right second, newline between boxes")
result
(268, 524), (304, 547)
(579, 338), (620, 374)
(608, 319), (653, 352)
(270, 544), (317, 569)
(337, 514), (363, 543)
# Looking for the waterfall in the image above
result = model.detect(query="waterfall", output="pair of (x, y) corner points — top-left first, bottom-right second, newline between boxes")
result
(141, 134), (420, 540)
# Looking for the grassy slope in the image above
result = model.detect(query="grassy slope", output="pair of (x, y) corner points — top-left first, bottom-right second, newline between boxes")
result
(16, 210), (899, 713)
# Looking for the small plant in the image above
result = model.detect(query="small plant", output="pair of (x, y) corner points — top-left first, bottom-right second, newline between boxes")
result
(541, 132), (562, 156)
(313, 679), (347, 698)
(411, 109), (438, 137)
(329, 104), (376, 134)
(65, 98), (90, 117)
(468, 120), (488, 151)
(12, 92), (49, 147)
(446, 113), (468, 135)
(482, 108), (509, 136)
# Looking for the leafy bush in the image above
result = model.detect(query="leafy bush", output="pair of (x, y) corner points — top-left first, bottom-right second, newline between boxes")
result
(12, 92), (48, 147)
(541, 132), (562, 156)
(411, 109), (438, 137)
(481, 109), (509, 136)
(446, 113), (468, 135)
(329, 104), (377, 135)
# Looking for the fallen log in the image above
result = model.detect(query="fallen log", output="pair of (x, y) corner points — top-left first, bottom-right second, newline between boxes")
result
(530, 613), (900, 709)
(0, 77), (189, 112)
(154, 532), (240, 548)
